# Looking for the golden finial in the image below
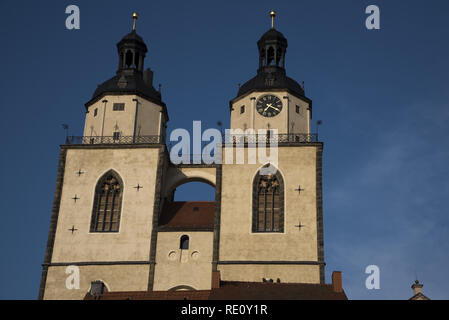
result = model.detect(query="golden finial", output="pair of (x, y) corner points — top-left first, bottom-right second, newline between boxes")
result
(270, 10), (277, 29)
(132, 12), (139, 31)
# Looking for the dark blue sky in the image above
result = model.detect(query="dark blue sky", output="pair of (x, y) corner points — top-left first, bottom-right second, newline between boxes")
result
(1, 0), (448, 299)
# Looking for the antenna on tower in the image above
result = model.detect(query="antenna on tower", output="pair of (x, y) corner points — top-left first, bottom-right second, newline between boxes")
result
(62, 124), (69, 144)
(316, 120), (322, 138)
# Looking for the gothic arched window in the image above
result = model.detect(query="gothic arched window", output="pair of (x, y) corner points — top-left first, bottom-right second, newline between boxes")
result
(90, 171), (123, 232)
(252, 167), (284, 233)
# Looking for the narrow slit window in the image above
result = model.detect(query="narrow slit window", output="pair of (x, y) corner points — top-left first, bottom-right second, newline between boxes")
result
(180, 235), (189, 250)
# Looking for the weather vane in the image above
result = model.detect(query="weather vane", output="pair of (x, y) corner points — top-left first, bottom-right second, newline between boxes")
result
(270, 10), (277, 29)
(132, 12), (139, 31)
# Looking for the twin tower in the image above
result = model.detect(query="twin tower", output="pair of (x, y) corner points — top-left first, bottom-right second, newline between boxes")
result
(39, 12), (328, 300)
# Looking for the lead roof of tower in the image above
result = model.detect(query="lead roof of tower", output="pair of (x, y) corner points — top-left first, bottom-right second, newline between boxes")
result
(117, 30), (148, 51)
(86, 72), (163, 107)
(257, 28), (288, 46)
(237, 70), (305, 98)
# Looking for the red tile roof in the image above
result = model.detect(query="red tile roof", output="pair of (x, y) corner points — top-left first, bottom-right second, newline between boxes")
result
(84, 281), (347, 300)
(84, 290), (211, 300)
(209, 281), (348, 300)
(158, 201), (215, 231)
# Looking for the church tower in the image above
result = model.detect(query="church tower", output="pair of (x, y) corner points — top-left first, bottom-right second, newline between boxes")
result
(39, 12), (338, 300)
(217, 10), (324, 284)
(39, 14), (170, 299)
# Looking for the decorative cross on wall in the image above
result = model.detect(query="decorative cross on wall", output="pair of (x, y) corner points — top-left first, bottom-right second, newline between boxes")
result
(76, 169), (85, 177)
(134, 184), (143, 191)
(295, 185), (305, 195)
(68, 225), (78, 234)
(72, 195), (80, 203)
(294, 221), (305, 230)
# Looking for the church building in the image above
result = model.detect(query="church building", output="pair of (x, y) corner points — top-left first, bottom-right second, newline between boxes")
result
(39, 11), (347, 300)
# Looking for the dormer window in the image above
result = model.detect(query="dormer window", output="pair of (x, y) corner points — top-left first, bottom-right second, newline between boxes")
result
(113, 103), (125, 111)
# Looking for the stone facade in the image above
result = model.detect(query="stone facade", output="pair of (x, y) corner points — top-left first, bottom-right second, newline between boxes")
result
(39, 17), (328, 300)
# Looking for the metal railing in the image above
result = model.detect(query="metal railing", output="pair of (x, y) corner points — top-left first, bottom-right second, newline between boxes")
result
(65, 133), (318, 146)
(65, 135), (162, 145)
(222, 133), (318, 144)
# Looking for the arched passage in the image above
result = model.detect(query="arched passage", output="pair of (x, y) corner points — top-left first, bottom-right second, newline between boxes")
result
(159, 166), (217, 231)
(174, 181), (215, 202)
(163, 166), (216, 198)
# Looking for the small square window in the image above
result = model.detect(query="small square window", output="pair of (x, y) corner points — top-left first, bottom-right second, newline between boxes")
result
(240, 105), (245, 114)
(94, 108), (98, 117)
(113, 132), (120, 140)
(296, 105), (300, 114)
(113, 103), (125, 111)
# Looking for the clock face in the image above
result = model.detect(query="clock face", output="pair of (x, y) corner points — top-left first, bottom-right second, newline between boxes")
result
(256, 95), (283, 117)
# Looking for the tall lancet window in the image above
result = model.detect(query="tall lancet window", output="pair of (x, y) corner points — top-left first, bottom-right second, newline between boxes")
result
(90, 171), (123, 232)
(252, 167), (284, 233)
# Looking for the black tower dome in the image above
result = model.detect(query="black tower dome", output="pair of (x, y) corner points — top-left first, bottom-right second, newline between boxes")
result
(235, 13), (305, 100)
(85, 14), (163, 108)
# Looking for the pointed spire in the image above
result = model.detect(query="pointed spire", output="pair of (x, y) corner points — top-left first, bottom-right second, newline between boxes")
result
(132, 12), (139, 31)
(270, 10), (277, 29)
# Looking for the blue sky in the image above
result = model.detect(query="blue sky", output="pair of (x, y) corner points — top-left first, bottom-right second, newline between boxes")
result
(1, 0), (448, 299)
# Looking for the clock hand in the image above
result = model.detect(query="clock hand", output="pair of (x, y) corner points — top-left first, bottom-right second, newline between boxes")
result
(269, 105), (280, 112)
